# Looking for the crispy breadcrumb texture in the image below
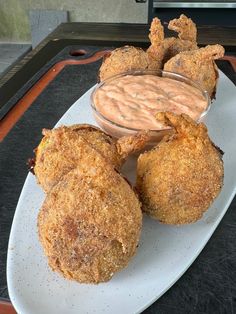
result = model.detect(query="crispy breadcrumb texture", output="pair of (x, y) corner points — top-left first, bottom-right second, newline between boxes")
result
(148, 17), (164, 46)
(164, 44), (225, 98)
(98, 46), (149, 81)
(34, 124), (150, 192)
(98, 15), (200, 78)
(99, 18), (165, 79)
(34, 124), (122, 192)
(161, 37), (198, 65)
(168, 14), (197, 42)
(161, 15), (198, 64)
(136, 112), (224, 225)
(116, 130), (151, 160)
(38, 145), (142, 283)
(147, 15), (198, 67)
(146, 17), (165, 70)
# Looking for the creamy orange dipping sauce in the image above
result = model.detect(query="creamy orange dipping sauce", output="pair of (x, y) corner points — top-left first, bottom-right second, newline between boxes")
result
(93, 75), (208, 130)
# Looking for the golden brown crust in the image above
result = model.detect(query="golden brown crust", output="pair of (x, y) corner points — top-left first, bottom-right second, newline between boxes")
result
(98, 46), (149, 81)
(116, 130), (151, 160)
(136, 112), (224, 225)
(160, 15), (198, 64)
(34, 124), (122, 192)
(147, 15), (198, 67)
(162, 37), (198, 65)
(148, 17), (165, 46)
(34, 124), (150, 192)
(98, 19), (165, 80)
(38, 146), (142, 283)
(146, 45), (165, 71)
(168, 14), (197, 42)
(146, 18), (165, 70)
(163, 44), (225, 98)
(98, 15), (200, 78)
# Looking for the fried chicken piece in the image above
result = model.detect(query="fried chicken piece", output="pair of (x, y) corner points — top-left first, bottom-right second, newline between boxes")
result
(146, 17), (165, 70)
(162, 14), (198, 64)
(38, 142), (142, 283)
(164, 44), (225, 99)
(98, 46), (149, 81)
(136, 112), (224, 225)
(33, 124), (149, 192)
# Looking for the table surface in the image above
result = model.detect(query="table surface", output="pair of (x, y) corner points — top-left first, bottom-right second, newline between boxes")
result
(0, 22), (236, 314)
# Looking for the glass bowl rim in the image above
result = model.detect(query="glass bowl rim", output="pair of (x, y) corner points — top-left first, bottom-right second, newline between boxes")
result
(90, 69), (211, 133)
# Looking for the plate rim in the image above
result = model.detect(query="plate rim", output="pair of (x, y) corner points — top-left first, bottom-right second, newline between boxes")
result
(7, 70), (236, 314)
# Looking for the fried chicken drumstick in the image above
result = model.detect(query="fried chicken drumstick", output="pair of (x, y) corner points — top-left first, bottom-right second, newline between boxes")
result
(136, 112), (224, 225)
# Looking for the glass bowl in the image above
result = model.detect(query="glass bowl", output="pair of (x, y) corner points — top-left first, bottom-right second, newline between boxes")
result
(90, 69), (210, 143)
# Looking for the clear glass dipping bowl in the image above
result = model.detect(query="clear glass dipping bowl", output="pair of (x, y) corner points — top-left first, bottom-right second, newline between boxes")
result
(90, 69), (210, 143)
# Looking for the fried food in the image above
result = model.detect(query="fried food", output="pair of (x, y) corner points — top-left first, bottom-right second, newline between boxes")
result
(146, 15), (198, 68)
(148, 17), (165, 46)
(98, 46), (149, 81)
(136, 112), (224, 225)
(162, 37), (198, 65)
(38, 140), (142, 283)
(99, 18), (165, 80)
(146, 17), (165, 70)
(98, 15), (199, 79)
(33, 124), (149, 192)
(168, 14), (197, 42)
(162, 14), (198, 64)
(164, 44), (225, 99)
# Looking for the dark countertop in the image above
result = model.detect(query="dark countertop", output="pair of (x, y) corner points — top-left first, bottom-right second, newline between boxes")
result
(0, 22), (236, 314)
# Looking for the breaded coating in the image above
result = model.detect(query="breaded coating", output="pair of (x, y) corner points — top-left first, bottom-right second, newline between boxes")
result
(116, 130), (150, 160)
(38, 144), (142, 283)
(34, 124), (149, 192)
(164, 44), (225, 99)
(99, 19), (165, 80)
(98, 16), (198, 79)
(162, 37), (198, 65)
(98, 46), (149, 81)
(162, 15), (198, 64)
(146, 15), (198, 68)
(168, 14), (197, 42)
(146, 17), (165, 70)
(136, 112), (224, 225)
(148, 17), (164, 46)
(34, 124), (120, 192)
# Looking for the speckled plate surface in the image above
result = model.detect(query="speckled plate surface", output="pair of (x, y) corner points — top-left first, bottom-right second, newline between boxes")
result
(7, 71), (236, 314)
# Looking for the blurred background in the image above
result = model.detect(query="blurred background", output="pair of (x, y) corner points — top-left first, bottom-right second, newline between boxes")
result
(0, 0), (148, 76)
(0, 0), (148, 43)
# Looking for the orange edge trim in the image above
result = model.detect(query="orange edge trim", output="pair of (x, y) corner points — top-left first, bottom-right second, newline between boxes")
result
(0, 50), (109, 141)
(221, 55), (236, 72)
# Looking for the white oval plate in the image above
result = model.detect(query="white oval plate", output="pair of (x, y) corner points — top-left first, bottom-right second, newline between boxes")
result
(7, 71), (236, 314)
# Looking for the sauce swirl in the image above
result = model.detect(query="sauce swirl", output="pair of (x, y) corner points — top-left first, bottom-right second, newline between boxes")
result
(93, 75), (208, 130)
